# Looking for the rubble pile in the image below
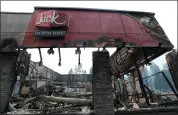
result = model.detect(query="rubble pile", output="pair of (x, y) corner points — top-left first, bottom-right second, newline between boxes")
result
(7, 83), (94, 115)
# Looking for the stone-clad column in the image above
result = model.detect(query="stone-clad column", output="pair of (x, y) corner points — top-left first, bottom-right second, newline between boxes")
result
(0, 52), (19, 113)
(92, 51), (114, 115)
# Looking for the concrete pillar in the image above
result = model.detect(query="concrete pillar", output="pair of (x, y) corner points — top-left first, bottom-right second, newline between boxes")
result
(0, 52), (19, 113)
(92, 51), (114, 115)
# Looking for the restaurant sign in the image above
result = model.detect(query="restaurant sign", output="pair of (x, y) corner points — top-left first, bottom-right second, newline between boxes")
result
(34, 30), (66, 38)
(34, 10), (70, 38)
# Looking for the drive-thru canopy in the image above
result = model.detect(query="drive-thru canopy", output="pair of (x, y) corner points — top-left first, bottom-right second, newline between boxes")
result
(1, 7), (174, 76)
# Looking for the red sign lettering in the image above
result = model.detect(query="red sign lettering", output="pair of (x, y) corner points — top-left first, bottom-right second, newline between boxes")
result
(35, 10), (70, 29)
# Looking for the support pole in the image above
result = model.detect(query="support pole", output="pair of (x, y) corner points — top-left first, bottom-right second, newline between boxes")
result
(144, 84), (154, 103)
(161, 72), (178, 99)
(78, 52), (81, 66)
(131, 49), (150, 106)
(136, 67), (150, 106)
(58, 47), (61, 66)
(38, 48), (42, 66)
(131, 72), (138, 103)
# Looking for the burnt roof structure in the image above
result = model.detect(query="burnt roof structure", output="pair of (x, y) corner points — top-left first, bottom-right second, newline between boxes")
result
(0, 7), (174, 76)
(1, 7), (174, 48)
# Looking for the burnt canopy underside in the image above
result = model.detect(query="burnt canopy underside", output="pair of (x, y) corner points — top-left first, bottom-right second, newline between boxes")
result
(109, 47), (172, 77)
(109, 12), (173, 76)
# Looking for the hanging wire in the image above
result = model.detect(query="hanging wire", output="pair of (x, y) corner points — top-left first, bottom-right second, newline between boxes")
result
(58, 47), (61, 66)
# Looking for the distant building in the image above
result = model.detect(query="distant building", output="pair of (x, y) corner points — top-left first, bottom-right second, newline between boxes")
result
(24, 61), (61, 91)
(25, 61), (92, 93)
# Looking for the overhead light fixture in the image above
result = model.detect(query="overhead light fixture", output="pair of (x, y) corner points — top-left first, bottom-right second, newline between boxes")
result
(75, 47), (81, 66)
(47, 48), (54, 55)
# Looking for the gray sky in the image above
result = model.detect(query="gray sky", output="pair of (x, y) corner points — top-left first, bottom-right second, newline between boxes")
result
(1, 1), (177, 74)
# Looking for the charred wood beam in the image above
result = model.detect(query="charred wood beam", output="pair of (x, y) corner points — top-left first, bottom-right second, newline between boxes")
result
(24, 95), (92, 106)
(8, 104), (16, 111)
(118, 49), (137, 76)
(110, 41), (126, 59)
(118, 50), (127, 73)
(111, 47), (124, 75)
(122, 50), (135, 73)
(114, 57), (121, 76)
(112, 46), (135, 75)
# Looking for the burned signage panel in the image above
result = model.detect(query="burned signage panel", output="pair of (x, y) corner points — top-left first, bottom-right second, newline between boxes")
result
(1, 7), (173, 48)
(34, 10), (69, 39)
(34, 30), (66, 38)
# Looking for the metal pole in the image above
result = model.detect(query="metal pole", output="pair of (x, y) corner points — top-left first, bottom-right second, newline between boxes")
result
(137, 67), (150, 106)
(131, 54), (150, 106)
(78, 52), (81, 66)
(161, 72), (178, 99)
(58, 47), (61, 66)
(38, 48), (42, 66)
(132, 73), (138, 103)
(144, 84), (154, 103)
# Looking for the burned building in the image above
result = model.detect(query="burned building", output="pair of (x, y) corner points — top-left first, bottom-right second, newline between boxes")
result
(0, 6), (178, 115)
